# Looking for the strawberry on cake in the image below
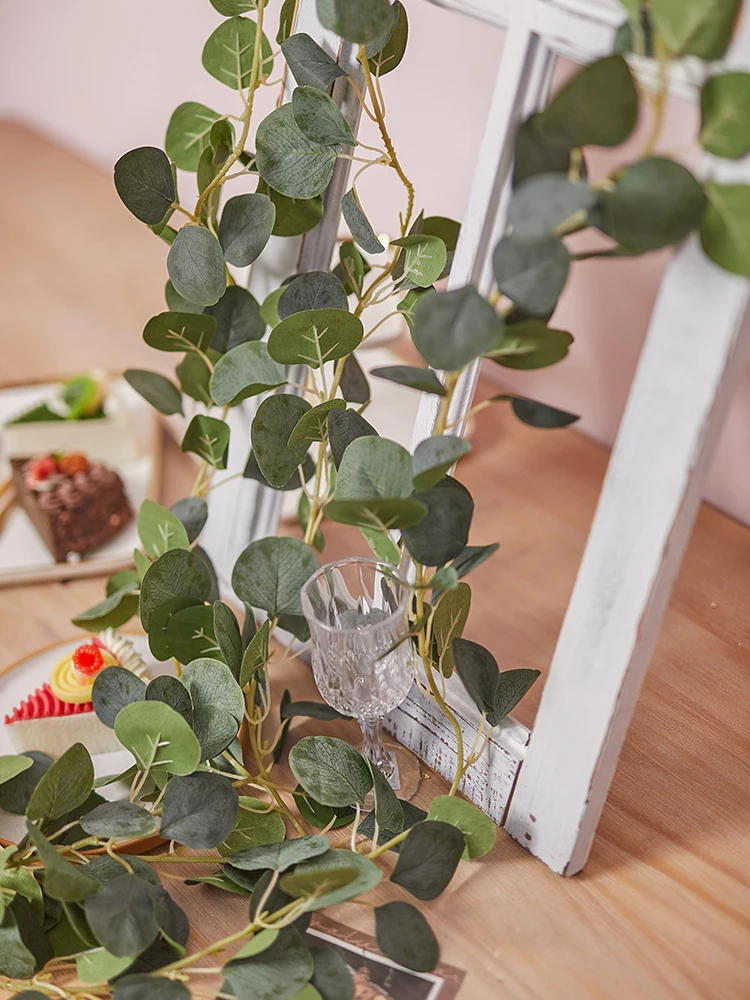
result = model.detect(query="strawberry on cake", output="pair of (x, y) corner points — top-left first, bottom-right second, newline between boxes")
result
(5, 632), (149, 758)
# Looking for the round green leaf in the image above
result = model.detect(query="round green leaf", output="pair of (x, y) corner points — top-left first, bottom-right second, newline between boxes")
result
(206, 285), (266, 352)
(77, 948), (137, 985)
(232, 536), (321, 618)
(367, 0), (408, 76)
(181, 657), (245, 725)
(26, 822), (99, 902)
(326, 497), (427, 531)
(413, 436), (472, 490)
(80, 801), (158, 839)
(258, 179), (325, 236)
(268, 308), (363, 368)
(90, 665), (146, 729)
(535, 55), (638, 149)
(375, 900), (439, 972)
(229, 835), (331, 874)
(309, 946), (355, 1000)
(288, 736), (372, 807)
(143, 311), (216, 353)
(510, 395), (579, 428)
(278, 271), (348, 320)
(293, 787), (356, 831)
(222, 926), (314, 1000)
(139, 548), (212, 631)
(341, 187), (386, 254)
(412, 286), (501, 371)
(282, 32), (346, 91)
(210, 341), (285, 406)
(164, 604), (219, 666)
(193, 704), (240, 761)
(251, 393), (312, 487)
(597, 157), (706, 253)
(202, 15), (274, 88)
(165, 279), (203, 314)
(426, 794), (496, 859)
(513, 113), (573, 188)
(114, 976), (190, 1000)
(114, 701), (202, 776)
(509, 175), (595, 240)
(402, 479), (473, 567)
(0, 754), (33, 785)
(700, 72), (750, 159)
(390, 820), (465, 900)
(317, 0), (397, 45)
(0, 752), (52, 815)
(71, 584), (139, 632)
(165, 102), (222, 172)
(114, 146), (175, 225)
(488, 320), (573, 370)
(492, 233), (570, 316)
(391, 235), (447, 288)
(369, 365), (443, 399)
(336, 435), (414, 500)
(219, 795), (286, 855)
(138, 498), (190, 560)
(292, 86), (356, 146)
(25, 743), (93, 824)
(167, 226), (226, 307)
(219, 193), (276, 267)
(170, 496), (208, 544)
(181, 414), (230, 469)
(160, 772), (239, 848)
(452, 637), (540, 726)
(288, 399), (346, 458)
(328, 408), (378, 468)
(124, 369), (183, 416)
(280, 848), (382, 910)
(211, 0), (257, 14)
(701, 182), (750, 275)
(84, 874), (158, 957)
(256, 103), (339, 199)
(650, 0), (740, 59)
(146, 675), (193, 722)
(339, 352), (370, 403)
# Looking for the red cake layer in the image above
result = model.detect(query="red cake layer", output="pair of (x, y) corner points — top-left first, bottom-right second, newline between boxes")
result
(5, 683), (95, 724)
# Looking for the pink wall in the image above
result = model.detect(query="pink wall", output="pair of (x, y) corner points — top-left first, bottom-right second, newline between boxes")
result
(1, 0), (748, 523)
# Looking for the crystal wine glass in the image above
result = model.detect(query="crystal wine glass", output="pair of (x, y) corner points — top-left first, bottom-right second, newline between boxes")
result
(301, 557), (421, 801)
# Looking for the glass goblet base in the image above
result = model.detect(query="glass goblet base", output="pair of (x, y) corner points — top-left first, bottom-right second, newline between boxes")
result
(358, 739), (422, 806)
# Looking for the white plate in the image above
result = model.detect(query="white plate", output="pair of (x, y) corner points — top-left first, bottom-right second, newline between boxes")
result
(0, 378), (159, 586)
(0, 634), (171, 845)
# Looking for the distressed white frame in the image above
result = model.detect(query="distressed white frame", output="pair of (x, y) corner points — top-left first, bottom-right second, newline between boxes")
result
(203, 0), (750, 875)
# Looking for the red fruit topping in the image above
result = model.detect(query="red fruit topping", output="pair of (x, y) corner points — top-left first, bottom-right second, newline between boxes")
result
(72, 644), (104, 675)
(29, 455), (57, 480)
(58, 453), (89, 476)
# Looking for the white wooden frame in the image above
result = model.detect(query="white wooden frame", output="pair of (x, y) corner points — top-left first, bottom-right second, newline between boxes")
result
(203, 0), (750, 875)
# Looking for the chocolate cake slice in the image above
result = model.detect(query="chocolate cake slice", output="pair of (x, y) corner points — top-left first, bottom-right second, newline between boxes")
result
(11, 453), (133, 562)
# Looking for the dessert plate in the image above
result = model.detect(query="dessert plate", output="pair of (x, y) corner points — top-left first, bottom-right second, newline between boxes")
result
(0, 377), (160, 587)
(0, 634), (171, 849)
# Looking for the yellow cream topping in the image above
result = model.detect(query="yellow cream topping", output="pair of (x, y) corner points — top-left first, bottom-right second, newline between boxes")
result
(50, 650), (117, 704)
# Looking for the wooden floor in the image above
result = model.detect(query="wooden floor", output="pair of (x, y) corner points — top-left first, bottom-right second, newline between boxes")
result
(2, 121), (749, 999)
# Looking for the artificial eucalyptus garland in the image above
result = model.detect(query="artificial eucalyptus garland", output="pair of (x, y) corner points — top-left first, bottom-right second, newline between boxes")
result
(2, 0), (750, 996)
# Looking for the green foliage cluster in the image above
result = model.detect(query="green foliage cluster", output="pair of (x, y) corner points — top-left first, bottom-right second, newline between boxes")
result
(3, 0), (745, 995)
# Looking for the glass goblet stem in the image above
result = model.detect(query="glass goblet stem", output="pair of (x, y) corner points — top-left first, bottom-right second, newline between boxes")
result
(360, 717), (393, 777)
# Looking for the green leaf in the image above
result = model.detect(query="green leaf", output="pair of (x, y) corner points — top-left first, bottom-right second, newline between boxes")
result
(431, 581), (471, 676)
(289, 736), (372, 807)
(597, 157), (706, 252)
(402, 478), (474, 567)
(0, 752), (52, 815)
(341, 188), (386, 254)
(700, 182), (750, 275)
(325, 498), (426, 531)
(214, 601), (243, 678)
(293, 788), (355, 831)
(160, 772), (239, 849)
(449, 544), (499, 581)
(233, 536), (321, 618)
(207, 286), (265, 353)
(210, 341), (286, 406)
(259, 180), (325, 236)
(26, 822), (99, 902)
(219, 193), (276, 266)
(279, 271), (348, 319)
(292, 86), (356, 146)
(80, 801), (158, 839)
(534, 55), (637, 149)
(256, 103), (339, 199)
(0, 754), (33, 785)
(412, 286), (501, 371)
(140, 547), (212, 632)
(77, 947), (136, 984)
(390, 820), (465, 900)
(182, 414), (230, 469)
(85, 855), (160, 887)
(114, 147), (175, 225)
(84, 874), (157, 957)
(222, 926), (314, 1000)
(182, 657), (245, 726)
(211, 0), (257, 14)
(219, 795), (286, 855)
(452, 637), (540, 726)
(244, 450), (315, 490)
(368, 761), (403, 832)
(114, 976), (190, 1000)
(650, 0), (740, 58)
(370, 364), (445, 397)
(375, 900), (439, 972)
(316, 0), (397, 45)
(176, 351), (216, 406)
(367, 0), (408, 76)
(71, 584), (140, 632)
(398, 286), (434, 334)
(339, 353), (370, 404)
(229, 835), (331, 874)
(288, 399), (346, 458)
(279, 848), (382, 909)
(143, 311), (216, 353)
(336, 436), (414, 500)
(145, 677), (193, 727)
(240, 619), (272, 686)
(391, 235), (447, 288)
(251, 393), (312, 487)
(231, 927), (279, 960)
(0, 897), (51, 978)
(513, 113), (573, 188)
(0, 868), (43, 922)
(167, 226), (226, 307)
(487, 321), (572, 370)
(202, 15), (274, 88)
(282, 32), (346, 90)
(115, 701), (202, 776)
(360, 526), (401, 565)
(412, 436), (471, 490)
(700, 72), (750, 158)
(165, 102), (222, 172)
(327, 408), (378, 468)
(124, 369), (183, 416)
(510, 395), (579, 428)
(170, 496), (208, 544)
(138, 498), (190, 560)
(492, 233), (570, 316)
(281, 700), (349, 722)
(335, 241), (370, 296)
(26, 743), (93, 824)
(509, 175), (595, 240)
(426, 794), (496, 859)
(268, 309), (363, 367)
